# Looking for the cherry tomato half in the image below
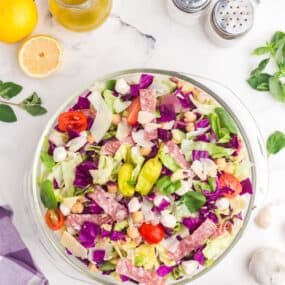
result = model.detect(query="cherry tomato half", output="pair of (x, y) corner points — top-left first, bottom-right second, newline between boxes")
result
(219, 173), (242, 199)
(139, 223), (165, 244)
(45, 209), (65, 231)
(58, 111), (88, 132)
(127, 97), (141, 126)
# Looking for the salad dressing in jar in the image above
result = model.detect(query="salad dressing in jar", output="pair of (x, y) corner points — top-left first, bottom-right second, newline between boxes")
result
(49, 0), (112, 32)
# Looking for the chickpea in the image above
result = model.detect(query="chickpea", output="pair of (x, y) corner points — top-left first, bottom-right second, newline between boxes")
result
(215, 158), (227, 171)
(132, 211), (144, 224)
(171, 138), (180, 144)
(127, 226), (140, 239)
(88, 262), (98, 272)
(181, 83), (194, 94)
(224, 162), (235, 174)
(107, 183), (118, 194)
(186, 122), (195, 132)
(184, 111), (197, 123)
(140, 146), (152, 156)
(87, 134), (95, 144)
(77, 196), (86, 203)
(110, 258), (119, 265)
(112, 114), (121, 125)
(71, 202), (84, 214)
(102, 223), (112, 231)
(195, 92), (209, 104)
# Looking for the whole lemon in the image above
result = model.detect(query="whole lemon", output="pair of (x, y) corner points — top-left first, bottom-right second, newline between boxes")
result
(0, 0), (38, 43)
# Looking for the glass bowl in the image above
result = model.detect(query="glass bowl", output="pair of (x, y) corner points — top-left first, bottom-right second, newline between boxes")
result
(25, 68), (268, 284)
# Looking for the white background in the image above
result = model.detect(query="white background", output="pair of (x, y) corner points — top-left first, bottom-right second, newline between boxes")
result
(1, 0), (285, 284)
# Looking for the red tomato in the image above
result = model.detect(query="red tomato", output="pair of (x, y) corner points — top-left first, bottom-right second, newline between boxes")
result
(127, 97), (141, 126)
(58, 111), (88, 132)
(219, 173), (242, 199)
(45, 209), (65, 231)
(139, 223), (165, 244)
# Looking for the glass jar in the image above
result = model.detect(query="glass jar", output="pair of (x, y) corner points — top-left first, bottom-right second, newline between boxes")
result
(48, 0), (112, 32)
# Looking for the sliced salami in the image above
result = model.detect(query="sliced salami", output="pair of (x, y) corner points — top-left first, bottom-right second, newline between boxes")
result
(101, 140), (121, 155)
(65, 214), (112, 228)
(116, 258), (166, 285)
(140, 89), (158, 141)
(168, 219), (217, 261)
(89, 187), (127, 221)
(165, 141), (190, 169)
(140, 89), (157, 112)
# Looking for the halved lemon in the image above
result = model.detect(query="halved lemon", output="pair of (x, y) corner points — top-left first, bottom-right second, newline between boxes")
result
(18, 35), (62, 78)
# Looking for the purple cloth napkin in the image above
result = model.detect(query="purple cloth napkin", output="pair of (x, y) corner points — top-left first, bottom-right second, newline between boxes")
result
(0, 206), (48, 285)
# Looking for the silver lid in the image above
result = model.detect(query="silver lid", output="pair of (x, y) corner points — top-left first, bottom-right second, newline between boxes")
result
(172, 0), (211, 13)
(212, 0), (254, 39)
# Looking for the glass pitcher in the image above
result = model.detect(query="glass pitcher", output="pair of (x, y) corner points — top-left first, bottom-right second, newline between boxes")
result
(48, 0), (112, 32)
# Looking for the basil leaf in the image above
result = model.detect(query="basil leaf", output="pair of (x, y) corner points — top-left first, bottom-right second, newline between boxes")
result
(105, 80), (116, 91)
(271, 31), (285, 53)
(247, 73), (271, 91)
(250, 58), (270, 76)
(215, 107), (238, 134)
(183, 191), (206, 213)
(269, 76), (285, 102)
(0, 104), (17, 122)
(21, 92), (47, 116)
(0, 82), (22, 99)
(40, 180), (57, 209)
(209, 113), (220, 138)
(267, 131), (285, 155)
(40, 152), (56, 171)
(252, 46), (271, 56)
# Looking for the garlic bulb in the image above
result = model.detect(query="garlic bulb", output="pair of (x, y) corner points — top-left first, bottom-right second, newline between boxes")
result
(249, 248), (285, 285)
(255, 205), (273, 229)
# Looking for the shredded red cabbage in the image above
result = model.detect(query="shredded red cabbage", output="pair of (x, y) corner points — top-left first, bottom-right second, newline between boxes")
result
(78, 222), (100, 248)
(48, 141), (56, 155)
(110, 231), (126, 241)
(158, 129), (172, 142)
(74, 161), (98, 188)
(70, 95), (91, 110)
(92, 249), (105, 263)
(157, 104), (176, 123)
(193, 248), (205, 265)
(156, 265), (174, 277)
(240, 178), (253, 195)
(84, 201), (103, 214)
(182, 217), (203, 232)
(156, 198), (171, 212)
(192, 150), (209, 161)
(196, 118), (210, 129)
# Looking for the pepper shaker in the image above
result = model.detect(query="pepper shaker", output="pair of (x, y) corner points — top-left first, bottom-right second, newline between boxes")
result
(205, 0), (258, 47)
(167, 0), (213, 27)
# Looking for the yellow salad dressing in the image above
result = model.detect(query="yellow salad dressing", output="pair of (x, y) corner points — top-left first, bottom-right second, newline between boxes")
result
(49, 0), (112, 32)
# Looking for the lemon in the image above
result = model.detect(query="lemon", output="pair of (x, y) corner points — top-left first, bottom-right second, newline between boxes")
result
(0, 0), (38, 43)
(18, 35), (63, 78)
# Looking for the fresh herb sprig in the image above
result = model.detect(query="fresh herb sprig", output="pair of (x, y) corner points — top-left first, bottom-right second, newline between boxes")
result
(267, 131), (285, 156)
(248, 31), (285, 102)
(0, 81), (47, 123)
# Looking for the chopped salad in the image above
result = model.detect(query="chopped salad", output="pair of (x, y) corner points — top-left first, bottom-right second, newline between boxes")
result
(38, 73), (253, 285)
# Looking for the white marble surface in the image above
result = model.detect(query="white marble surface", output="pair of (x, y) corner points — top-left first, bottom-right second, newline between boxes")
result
(1, 0), (285, 284)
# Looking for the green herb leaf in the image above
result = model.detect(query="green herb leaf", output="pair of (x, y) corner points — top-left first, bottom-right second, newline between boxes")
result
(250, 58), (270, 76)
(247, 73), (271, 91)
(267, 131), (285, 155)
(99, 261), (116, 271)
(40, 180), (57, 209)
(21, 92), (47, 116)
(271, 31), (285, 53)
(252, 46), (271, 56)
(0, 104), (17, 122)
(40, 152), (56, 171)
(209, 113), (220, 138)
(0, 82), (23, 99)
(183, 191), (206, 213)
(105, 80), (116, 91)
(215, 107), (238, 134)
(269, 76), (285, 102)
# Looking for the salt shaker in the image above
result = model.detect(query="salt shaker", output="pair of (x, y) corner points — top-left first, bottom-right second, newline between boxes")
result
(205, 0), (256, 47)
(167, 0), (213, 27)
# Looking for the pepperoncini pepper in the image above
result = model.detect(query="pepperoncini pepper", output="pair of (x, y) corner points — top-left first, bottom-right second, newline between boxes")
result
(136, 156), (162, 195)
(118, 163), (135, 197)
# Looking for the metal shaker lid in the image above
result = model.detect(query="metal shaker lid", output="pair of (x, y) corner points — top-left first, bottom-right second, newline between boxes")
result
(172, 0), (211, 13)
(212, 0), (254, 39)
